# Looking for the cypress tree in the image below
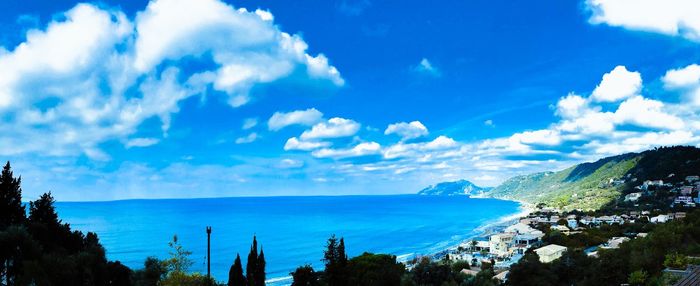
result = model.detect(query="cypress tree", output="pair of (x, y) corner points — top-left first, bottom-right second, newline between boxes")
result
(0, 162), (25, 229)
(229, 253), (246, 286)
(246, 236), (258, 286)
(256, 246), (266, 286)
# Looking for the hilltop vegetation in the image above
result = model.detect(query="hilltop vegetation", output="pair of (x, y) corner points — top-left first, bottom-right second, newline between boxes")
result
(484, 146), (700, 211)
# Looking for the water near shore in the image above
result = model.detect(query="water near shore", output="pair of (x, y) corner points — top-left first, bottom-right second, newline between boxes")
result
(56, 195), (521, 285)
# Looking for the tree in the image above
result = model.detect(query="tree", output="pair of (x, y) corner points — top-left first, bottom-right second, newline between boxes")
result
(291, 265), (319, 286)
(346, 252), (404, 286)
(29, 192), (60, 227)
(228, 254), (246, 286)
(246, 235), (265, 286)
(0, 162), (25, 229)
(133, 257), (167, 286)
(628, 270), (648, 286)
(256, 247), (266, 286)
(322, 234), (347, 286)
(160, 235), (213, 286)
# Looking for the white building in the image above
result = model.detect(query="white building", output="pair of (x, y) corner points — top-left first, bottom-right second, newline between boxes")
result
(489, 233), (515, 257)
(650, 214), (670, 223)
(625, 192), (642, 202)
(601, 237), (630, 249)
(534, 244), (567, 263)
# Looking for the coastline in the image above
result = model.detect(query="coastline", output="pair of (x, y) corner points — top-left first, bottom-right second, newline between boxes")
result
(422, 198), (534, 261)
(266, 197), (530, 286)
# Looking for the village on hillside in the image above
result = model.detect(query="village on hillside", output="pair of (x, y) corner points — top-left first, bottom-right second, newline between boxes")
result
(428, 175), (700, 285)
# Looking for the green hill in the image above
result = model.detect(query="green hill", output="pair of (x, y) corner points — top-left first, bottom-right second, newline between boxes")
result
(483, 146), (700, 211)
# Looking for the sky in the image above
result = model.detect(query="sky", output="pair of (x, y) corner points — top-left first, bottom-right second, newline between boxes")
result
(1, 0), (700, 201)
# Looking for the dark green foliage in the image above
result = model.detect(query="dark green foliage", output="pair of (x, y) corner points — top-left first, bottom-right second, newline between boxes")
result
(228, 254), (246, 286)
(0, 162), (133, 286)
(322, 235), (348, 286)
(28, 192), (60, 227)
(133, 257), (167, 286)
(345, 252), (404, 286)
(407, 257), (454, 286)
(290, 265), (319, 286)
(245, 236), (265, 286)
(0, 161), (25, 229)
(256, 248), (266, 286)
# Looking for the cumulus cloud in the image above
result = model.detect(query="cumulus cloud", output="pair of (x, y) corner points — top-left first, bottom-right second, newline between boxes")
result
(268, 108), (324, 131)
(663, 64), (700, 106)
(283, 137), (331, 151)
(586, 0), (700, 41)
(0, 0), (343, 159)
(300, 117), (361, 140)
(312, 142), (381, 159)
(384, 121), (429, 141)
(235, 132), (259, 144)
(591, 65), (642, 102)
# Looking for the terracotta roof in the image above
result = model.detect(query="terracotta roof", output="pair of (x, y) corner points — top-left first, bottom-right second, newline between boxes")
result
(675, 265), (700, 286)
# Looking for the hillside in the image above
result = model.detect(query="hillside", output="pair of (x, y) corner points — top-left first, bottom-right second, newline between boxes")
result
(483, 146), (700, 211)
(417, 179), (491, 196)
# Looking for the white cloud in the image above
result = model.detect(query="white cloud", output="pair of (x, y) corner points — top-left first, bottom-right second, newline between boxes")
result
(125, 137), (160, 148)
(283, 137), (331, 151)
(268, 108), (324, 131)
(586, 0), (700, 41)
(614, 96), (684, 130)
(512, 129), (562, 146)
(0, 0), (343, 159)
(413, 58), (441, 77)
(300, 117), (360, 140)
(663, 64), (700, 89)
(484, 120), (494, 127)
(384, 121), (429, 141)
(242, 117), (258, 130)
(556, 93), (590, 119)
(591, 65), (642, 102)
(235, 132), (258, 144)
(278, 158), (304, 169)
(312, 142), (381, 159)
(663, 64), (700, 106)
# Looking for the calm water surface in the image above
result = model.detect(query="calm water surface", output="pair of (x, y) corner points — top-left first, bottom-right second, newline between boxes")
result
(56, 195), (520, 284)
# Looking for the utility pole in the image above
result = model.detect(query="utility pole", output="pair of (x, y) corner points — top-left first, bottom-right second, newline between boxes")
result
(206, 226), (212, 283)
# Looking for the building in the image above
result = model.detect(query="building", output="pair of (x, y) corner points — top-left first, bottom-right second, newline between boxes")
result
(680, 186), (694, 196)
(686, 176), (700, 183)
(489, 233), (515, 257)
(625, 192), (642, 202)
(534, 244), (567, 263)
(493, 271), (509, 283)
(567, 218), (578, 229)
(651, 214), (670, 223)
(600, 237), (630, 249)
(675, 196), (695, 206)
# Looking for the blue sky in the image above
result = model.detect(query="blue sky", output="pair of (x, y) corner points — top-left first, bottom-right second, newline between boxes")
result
(2, 0), (700, 200)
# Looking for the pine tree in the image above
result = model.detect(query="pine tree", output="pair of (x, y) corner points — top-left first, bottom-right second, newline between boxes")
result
(256, 247), (266, 286)
(0, 162), (25, 229)
(322, 235), (347, 286)
(246, 236), (258, 286)
(29, 192), (60, 227)
(229, 253), (246, 286)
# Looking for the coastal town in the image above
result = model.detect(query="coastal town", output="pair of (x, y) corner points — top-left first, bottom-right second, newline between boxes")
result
(426, 175), (700, 285)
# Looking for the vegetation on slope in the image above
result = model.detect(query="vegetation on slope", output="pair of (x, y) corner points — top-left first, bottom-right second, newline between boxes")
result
(484, 146), (700, 211)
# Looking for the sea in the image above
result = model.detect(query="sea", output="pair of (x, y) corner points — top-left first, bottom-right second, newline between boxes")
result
(56, 195), (521, 285)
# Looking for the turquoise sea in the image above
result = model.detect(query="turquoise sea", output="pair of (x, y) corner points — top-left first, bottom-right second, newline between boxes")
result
(56, 195), (521, 285)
